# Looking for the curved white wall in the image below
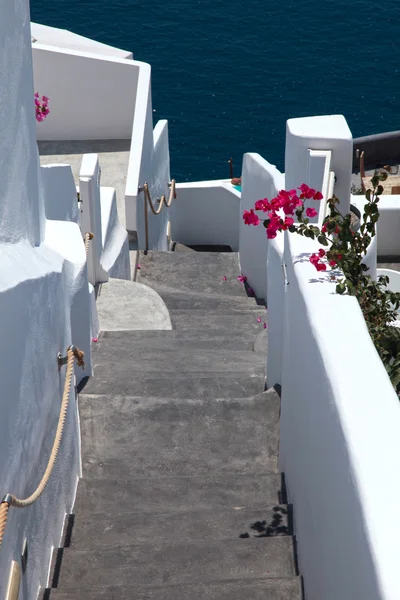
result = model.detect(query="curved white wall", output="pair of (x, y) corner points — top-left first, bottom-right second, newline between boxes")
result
(279, 232), (400, 600)
(0, 1), (43, 245)
(171, 181), (241, 250)
(239, 153), (285, 298)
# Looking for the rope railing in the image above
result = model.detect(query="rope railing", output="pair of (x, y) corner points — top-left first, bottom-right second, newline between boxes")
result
(83, 232), (94, 257)
(141, 180), (176, 252)
(0, 345), (85, 549)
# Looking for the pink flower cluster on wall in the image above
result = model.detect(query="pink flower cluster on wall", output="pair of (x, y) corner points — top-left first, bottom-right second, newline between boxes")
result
(35, 93), (50, 122)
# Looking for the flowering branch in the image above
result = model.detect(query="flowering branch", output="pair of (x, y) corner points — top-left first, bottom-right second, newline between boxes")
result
(243, 176), (400, 395)
(35, 93), (50, 122)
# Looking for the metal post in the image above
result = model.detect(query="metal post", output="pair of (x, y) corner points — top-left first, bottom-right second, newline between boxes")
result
(228, 158), (234, 180)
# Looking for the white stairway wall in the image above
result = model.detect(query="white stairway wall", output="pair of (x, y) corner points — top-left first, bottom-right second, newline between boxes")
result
(0, 3), (91, 597)
(239, 153), (285, 298)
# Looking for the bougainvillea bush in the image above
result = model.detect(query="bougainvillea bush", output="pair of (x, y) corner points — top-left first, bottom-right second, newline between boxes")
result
(243, 174), (400, 395)
(35, 93), (50, 122)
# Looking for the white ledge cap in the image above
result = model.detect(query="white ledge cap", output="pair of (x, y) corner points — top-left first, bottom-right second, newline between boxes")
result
(287, 115), (352, 141)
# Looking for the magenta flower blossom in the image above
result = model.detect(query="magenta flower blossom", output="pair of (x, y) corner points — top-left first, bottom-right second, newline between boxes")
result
(222, 275), (227, 280)
(257, 317), (262, 323)
(237, 275), (247, 283)
(92, 337), (98, 343)
(35, 93), (50, 123)
(263, 322), (267, 329)
(306, 207), (318, 218)
(243, 209), (260, 226)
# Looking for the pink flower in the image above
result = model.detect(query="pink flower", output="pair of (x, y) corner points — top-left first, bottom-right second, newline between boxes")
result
(257, 317), (262, 323)
(329, 260), (337, 267)
(137, 264), (141, 269)
(243, 209), (260, 226)
(298, 184), (322, 200)
(254, 198), (270, 212)
(92, 337), (98, 343)
(306, 207), (318, 218)
(318, 248), (326, 258)
(34, 92), (39, 98)
(337, 254), (343, 261)
(248, 287), (255, 296)
(237, 274), (247, 283)
(310, 253), (320, 266)
(283, 216), (294, 228)
(263, 322), (268, 329)
(222, 275), (227, 281)
(316, 262), (327, 272)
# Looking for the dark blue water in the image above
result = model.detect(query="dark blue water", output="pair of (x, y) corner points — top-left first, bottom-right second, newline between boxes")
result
(31, 0), (400, 181)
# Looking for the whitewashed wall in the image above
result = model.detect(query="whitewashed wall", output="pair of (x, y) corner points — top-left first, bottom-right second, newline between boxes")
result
(239, 153), (285, 298)
(0, 4), (91, 597)
(285, 115), (353, 217)
(279, 232), (400, 600)
(40, 164), (79, 223)
(171, 181), (240, 250)
(124, 77), (172, 251)
(33, 44), (140, 140)
(125, 62), (153, 233)
(266, 234), (285, 388)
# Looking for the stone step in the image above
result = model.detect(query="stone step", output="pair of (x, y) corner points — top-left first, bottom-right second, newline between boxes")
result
(96, 329), (264, 352)
(49, 537), (297, 588)
(172, 243), (234, 253)
(65, 504), (291, 549)
(169, 309), (267, 331)
(137, 251), (249, 297)
(84, 339), (266, 396)
(91, 345), (265, 375)
(80, 391), (280, 478)
(82, 371), (265, 398)
(74, 472), (282, 514)
(43, 577), (303, 599)
(144, 283), (264, 311)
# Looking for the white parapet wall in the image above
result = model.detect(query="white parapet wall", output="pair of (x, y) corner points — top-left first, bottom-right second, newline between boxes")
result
(285, 115), (353, 217)
(170, 180), (241, 250)
(32, 44), (140, 140)
(239, 153), (285, 298)
(278, 232), (400, 600)
(40, 164), (79, 223)
(0, 6), (92, 597)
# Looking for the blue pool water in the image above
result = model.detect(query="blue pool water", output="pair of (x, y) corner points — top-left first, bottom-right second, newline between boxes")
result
(31, 0), (400, 182)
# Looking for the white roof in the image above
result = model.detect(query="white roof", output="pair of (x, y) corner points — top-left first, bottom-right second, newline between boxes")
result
(31, 23), (133, 60)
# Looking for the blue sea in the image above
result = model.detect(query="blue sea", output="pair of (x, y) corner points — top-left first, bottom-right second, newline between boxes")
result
(31, 0), (400, 181)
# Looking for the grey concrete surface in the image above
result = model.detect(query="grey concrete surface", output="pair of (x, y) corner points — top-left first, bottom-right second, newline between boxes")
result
(38, 139), (130, 229)
(67, 504), (290, 549)
(75, 472), (282, 514)
(48, 249), (301, 600)
(98, 329), (264, 352)
(53, 538), (297, 588)
(45, 578), (303, 600)
(84, 372), (266, 398)
(96, 278), (172, 331)
(80, 391), (280, 477)
(137, 251), (252, 297)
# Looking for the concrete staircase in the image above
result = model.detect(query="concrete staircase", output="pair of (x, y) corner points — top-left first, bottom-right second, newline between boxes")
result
(42, 247), (303, 599)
